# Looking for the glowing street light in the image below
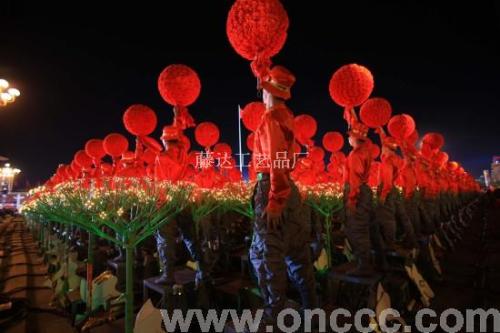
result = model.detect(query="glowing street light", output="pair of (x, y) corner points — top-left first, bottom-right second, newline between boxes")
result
(0, 79), (21, 107)
(1, 163), (21, 193)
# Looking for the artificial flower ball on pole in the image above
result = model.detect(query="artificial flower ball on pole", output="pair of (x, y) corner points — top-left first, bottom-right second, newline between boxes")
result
(195, 122), (220, 149)
(158, 64), (201, 130)
(241, 101), (265, 132)
(322, 131), (344, 153)
(422, 132), (445, 151)
(359, 97), (392, 128)
(226, 0), (289, 80)
(103, 133), (129, 168)
(387, 114), (416, 140)
(123, 104), (158, 159)
(294, 114), (317, 146)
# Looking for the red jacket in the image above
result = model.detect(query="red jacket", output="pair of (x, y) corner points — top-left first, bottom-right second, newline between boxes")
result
(397, 158), (417, 199)
(346, 141), (372, 209)
(154, 146), (187, 182)
(253, 104), (295, 215)
(379, 151), (400, 201)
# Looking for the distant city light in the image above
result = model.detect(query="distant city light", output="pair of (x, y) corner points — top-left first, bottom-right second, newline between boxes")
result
(0, 79), (21, 107)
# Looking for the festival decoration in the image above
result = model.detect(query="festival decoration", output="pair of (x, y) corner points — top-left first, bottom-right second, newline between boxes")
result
(226, 0), (289, 79)
(359, 97), (392, 128)
(329, 64), (374, 108)
(387, 114), (416, 140)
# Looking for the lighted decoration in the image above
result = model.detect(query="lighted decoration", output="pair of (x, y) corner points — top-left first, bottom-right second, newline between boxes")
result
(0, 163), (21, 193)
(241, 102), (265, 131)
(0, 79), (21, 107)
(300, 182), (343, 269)
(359, 97), (392, 128)
(322, 132), (344, 153)
(195, 122), (220, 148)
(23, 179), (190, 333)
(294, 114), (317, 146)
(123, 104), (157, 136)
(103, 133), (129, 158)
(422, 132), (445, 151)
(85, 139), (106, 161)
(387, 114), (416, 140)
(329, 64), (374, 108)
(226, 0), (289, 79)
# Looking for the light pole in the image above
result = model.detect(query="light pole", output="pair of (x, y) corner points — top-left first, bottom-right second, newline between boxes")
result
(1, 163), (21, 193)
(0, 79), (21, 107)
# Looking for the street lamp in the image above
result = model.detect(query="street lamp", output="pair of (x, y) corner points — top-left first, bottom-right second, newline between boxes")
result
(0, 79), (21, 107)
(1, 163), (21, 193)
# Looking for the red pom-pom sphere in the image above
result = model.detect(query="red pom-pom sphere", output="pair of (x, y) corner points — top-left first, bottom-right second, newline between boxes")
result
(322, 131), (344, 152)
(103, 133), (129, 158)
(123, 104), (157, 136)
(329, 64), (374, 107)
(360, 97), (392, 128)
(388, 114), (416, 140)
(227, 0), (289, 75)
(422, 132), (444, 150)
(195, 122), (220, 148)
(158, 64), (201, 107)
(85, 139), (106, 160)
(241, 102), (265, 131)
(74, 150), (93, 169)
(294, 114), (317, 145)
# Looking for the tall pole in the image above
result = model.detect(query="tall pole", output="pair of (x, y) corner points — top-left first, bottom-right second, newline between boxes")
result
(237, 105), (244, 174)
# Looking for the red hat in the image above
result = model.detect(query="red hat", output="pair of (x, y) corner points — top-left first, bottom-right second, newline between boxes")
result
(161, 125), (181, 141)
(348, 121), (369, 140)
(261, 65), (295, 100)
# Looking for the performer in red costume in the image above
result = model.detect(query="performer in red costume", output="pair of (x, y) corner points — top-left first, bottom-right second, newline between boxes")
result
(154, 125), (207, 288)
(344, 110), (375, 276)
(249, 65), (317, 322)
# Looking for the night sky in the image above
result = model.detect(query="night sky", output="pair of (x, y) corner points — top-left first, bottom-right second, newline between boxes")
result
(1, 1), (499, 188)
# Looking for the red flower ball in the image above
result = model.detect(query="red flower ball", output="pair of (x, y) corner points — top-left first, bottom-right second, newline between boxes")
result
(388, 114), (415, 140)
(422, 132), (444, 150)
(158, 64), (201, 107)
(294, 114), (317, 145)
(359, 97), (392, 128)
(436, 151), (449, 167)
(195, 122), (220, 148)
(329, 64), (374, 107)
(227, 0), (288, 78)
(70, 160), (82, 174)
(241, 102), (265, 131)
(85, 139), (106, 160)
(246, 133), (255, 151)
(74, 150), (93, 169)
(214, 143), (233, 158)
(322, 131), (344, 152)
(103, 133), (129, 158)
(308, 146), (325, 162)
(123, 104), (157, 136)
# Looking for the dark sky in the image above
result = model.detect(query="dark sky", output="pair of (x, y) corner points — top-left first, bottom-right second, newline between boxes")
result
(1, 1), (499, 188)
